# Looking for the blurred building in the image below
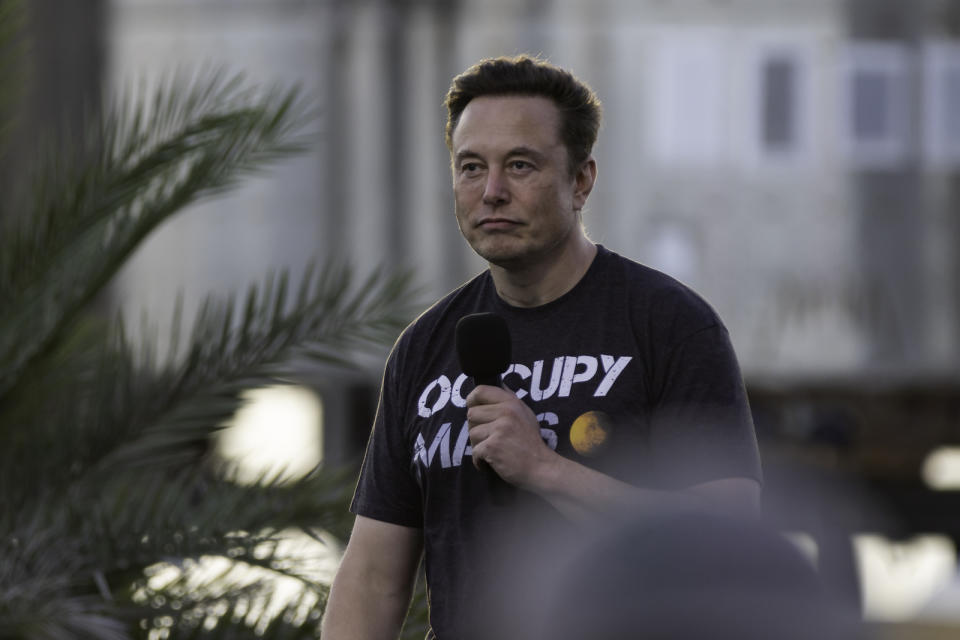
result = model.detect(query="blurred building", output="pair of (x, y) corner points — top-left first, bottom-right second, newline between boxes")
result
(102, 0), (960, 379)
(15, 0), (960, 635)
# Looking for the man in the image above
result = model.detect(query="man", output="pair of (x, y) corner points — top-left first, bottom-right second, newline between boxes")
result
(322, 55), (762, 639)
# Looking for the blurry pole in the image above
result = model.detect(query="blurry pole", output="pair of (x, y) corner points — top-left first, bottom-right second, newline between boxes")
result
(428, 0), (470, 296)
(0, 0), (108, 316)
(926, 0), (960, 562)
(0, 0), (105, 222)
(384, 0), (408, 268)
(845, 0), (927, 374)
(320, 0), (351, 264)
(923, 1), (960, 373)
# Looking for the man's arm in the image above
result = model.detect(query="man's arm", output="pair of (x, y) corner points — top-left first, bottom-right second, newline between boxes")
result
(524, 453), (760, 522)
(322, 515), (423, 640)
(466, 385), (761, 522)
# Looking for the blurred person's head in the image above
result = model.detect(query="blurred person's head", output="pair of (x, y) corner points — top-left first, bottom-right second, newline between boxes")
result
(473, 506), (867, 640)
(444, 55), (602, 177)
(524, 511), (867, 640)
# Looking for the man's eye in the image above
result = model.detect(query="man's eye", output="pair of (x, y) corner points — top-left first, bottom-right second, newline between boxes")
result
(510, 160), (532, 171)
(461, 162), (480, 174)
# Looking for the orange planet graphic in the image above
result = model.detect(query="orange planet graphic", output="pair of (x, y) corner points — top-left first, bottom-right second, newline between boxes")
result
(569, 411), (612, 456)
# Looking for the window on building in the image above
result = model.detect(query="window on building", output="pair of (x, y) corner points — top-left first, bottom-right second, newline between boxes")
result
(922, 41), (960, 168)
(843, 43), (911, 168)
(748, 37), (813, 168)
(852, 70), (893, 139)
(762, 56), (798, 150)
(947, 69), (960, 150)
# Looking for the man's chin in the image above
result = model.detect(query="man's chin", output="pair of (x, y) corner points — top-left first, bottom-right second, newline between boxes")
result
(474, 244), (528, 268)
(469, 236), (513, 257)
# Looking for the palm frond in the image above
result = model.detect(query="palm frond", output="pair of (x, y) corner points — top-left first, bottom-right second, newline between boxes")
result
(102, 469), (346, 638)
(0, 512), (128, 640)
(0, 9), (425, 637)
(0, 68), (315, 401)
(142, 588), (324, 640)
(74, 465), (355, 571)
(94, 262), (414, 473)
(0, 595), (129, 640)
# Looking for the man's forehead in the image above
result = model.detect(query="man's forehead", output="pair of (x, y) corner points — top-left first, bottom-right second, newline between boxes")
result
(452, 95), (562, 151)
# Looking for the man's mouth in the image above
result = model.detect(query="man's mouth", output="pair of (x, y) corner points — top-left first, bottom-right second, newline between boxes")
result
(477, 217), (520, 230)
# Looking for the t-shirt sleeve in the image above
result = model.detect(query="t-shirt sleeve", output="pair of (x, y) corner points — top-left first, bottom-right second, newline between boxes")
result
(350, 346), (424, 529)
(648, 322), (763, 488)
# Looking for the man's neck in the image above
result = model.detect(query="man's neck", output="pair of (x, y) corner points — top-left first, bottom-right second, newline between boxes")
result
(490, 236), (597, 308)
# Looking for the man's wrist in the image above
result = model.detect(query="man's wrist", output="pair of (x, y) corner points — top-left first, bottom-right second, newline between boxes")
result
(523, 447), (568, 496)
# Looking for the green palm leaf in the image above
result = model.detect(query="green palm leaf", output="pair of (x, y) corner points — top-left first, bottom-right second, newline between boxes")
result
(0, 6), (424, 637)
(0, 68), (314, 401)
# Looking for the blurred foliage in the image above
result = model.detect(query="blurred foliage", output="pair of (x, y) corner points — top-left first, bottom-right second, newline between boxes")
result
(0, 2), (426, 638)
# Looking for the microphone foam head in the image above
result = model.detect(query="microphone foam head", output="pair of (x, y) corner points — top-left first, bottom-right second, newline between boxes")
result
(455, 312), (512, 378)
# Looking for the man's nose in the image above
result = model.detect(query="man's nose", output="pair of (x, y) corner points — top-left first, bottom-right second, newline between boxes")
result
(482, 169), (509, 206)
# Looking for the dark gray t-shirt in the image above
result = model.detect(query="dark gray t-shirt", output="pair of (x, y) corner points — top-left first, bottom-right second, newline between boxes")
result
(350, 245), (762, 639)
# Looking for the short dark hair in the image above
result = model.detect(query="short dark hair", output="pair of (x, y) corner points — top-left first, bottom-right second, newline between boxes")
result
(444, 55), (603, 175)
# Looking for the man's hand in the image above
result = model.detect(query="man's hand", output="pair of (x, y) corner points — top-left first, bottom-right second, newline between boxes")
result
(465, 384), (558, 489)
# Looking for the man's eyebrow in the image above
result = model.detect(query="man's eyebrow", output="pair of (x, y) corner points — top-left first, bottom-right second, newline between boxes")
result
(454, 149), (482, 165)
(455, 146), (548, 165)
(506, 146), (547, 163)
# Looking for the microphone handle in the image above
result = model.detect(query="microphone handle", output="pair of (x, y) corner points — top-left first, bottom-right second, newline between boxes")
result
(473, 374), (512, 505)
(474, 374), (500, 387)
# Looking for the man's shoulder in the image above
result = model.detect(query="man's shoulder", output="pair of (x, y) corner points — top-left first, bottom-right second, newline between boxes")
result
(600, 246), (716, 309)
(597, 245), (724, 335)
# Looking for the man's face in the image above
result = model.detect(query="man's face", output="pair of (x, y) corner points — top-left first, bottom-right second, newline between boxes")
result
(450, 95), (592, 269)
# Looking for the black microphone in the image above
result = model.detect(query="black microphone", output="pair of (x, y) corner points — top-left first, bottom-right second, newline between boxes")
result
(455, 312), (513, 503)
(456, 312), (511, 387)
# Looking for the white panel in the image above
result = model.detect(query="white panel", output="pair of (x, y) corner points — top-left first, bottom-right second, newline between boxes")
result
(647, 27), (730, 168)
(854, 534), (958, 623)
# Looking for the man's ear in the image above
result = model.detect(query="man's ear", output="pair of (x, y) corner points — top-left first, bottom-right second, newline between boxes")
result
(573, 156), (597, 210)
